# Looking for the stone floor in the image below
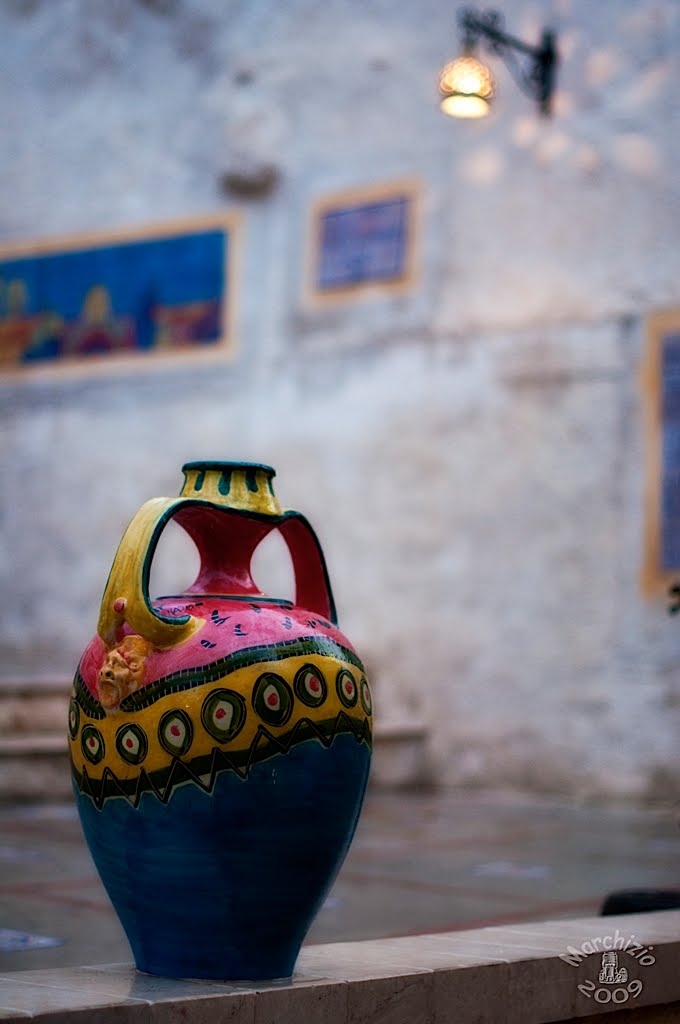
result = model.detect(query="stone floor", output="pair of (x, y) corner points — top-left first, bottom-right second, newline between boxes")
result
(0, 786), (678, 974)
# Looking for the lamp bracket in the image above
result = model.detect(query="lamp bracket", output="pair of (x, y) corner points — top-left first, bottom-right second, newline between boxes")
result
(458, 7), (558, 115)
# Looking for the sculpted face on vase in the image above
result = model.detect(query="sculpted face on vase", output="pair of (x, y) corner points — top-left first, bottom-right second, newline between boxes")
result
(97, 635), (153, 710)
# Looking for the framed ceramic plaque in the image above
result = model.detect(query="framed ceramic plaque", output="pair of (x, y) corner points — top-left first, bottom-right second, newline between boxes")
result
(306, 180), (419, 303)
(641, 308), (680, 594)
(0, 214), (238, 376)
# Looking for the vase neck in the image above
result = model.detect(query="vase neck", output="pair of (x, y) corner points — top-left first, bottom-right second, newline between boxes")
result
(173, 505), (273, 598)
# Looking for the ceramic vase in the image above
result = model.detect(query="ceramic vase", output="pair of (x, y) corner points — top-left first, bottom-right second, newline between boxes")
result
(68, 461), (372, 980)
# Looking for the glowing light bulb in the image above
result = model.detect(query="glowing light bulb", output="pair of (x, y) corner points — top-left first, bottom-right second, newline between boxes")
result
(439, 55), (495, 118)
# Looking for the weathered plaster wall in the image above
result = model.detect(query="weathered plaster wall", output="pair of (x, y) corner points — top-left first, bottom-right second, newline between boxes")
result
(1, 0), (679, 799)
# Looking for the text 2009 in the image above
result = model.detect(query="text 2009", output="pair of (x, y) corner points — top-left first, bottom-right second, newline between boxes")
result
(578, 980), (643, 1004)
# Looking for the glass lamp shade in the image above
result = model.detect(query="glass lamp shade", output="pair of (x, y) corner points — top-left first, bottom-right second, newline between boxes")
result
(439, 55), (495, 118)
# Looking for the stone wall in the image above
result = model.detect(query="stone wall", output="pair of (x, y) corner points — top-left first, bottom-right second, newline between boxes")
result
(1, 0), (679, 799)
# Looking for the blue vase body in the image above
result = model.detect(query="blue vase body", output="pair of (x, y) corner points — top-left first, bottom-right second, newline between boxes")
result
(76, 734), (370, 979)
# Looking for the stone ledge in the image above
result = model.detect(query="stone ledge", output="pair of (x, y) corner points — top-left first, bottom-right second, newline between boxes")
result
(0, 910), (677, 1023)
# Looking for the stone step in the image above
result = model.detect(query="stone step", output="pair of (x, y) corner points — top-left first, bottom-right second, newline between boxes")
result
(0, 677), (71, 694)
(0, 679), (73, 802)
(0, 677), (71, 739)
(0, 734), (68, 755)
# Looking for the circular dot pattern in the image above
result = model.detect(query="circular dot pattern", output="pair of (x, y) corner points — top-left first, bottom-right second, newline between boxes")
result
(360, 677), (372, 715)
(294, 664), (327, 708)
(81, 724), (105, 765)
(115, 723), (148, 765)
(201, 688), (246, 743)
(158, 709), (194, 756)
(68, 699), (80, 740)
(336, 669), (358, 708)
(252, 672), (294, 726)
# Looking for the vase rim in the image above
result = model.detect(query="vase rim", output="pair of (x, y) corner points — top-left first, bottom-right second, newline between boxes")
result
(182, 460), (276, 476)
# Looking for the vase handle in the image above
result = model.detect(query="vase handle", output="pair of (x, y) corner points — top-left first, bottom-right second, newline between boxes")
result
(278, 513), (338, 625)
(97, 498), (206, 649)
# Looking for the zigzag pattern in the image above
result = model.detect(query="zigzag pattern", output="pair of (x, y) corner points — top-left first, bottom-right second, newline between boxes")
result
(72, 710), (372, 810)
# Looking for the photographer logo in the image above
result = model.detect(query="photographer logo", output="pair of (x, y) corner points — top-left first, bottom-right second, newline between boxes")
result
(560, 929), (654, 1006)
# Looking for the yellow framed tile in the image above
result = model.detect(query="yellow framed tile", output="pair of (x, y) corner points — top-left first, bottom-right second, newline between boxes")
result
(641, 308), (680, 595)
(304, 178), (420, 307)
(0, 212), (240, 379)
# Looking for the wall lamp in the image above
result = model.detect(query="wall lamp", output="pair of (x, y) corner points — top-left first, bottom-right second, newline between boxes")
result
(439, 8), (558, 119)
